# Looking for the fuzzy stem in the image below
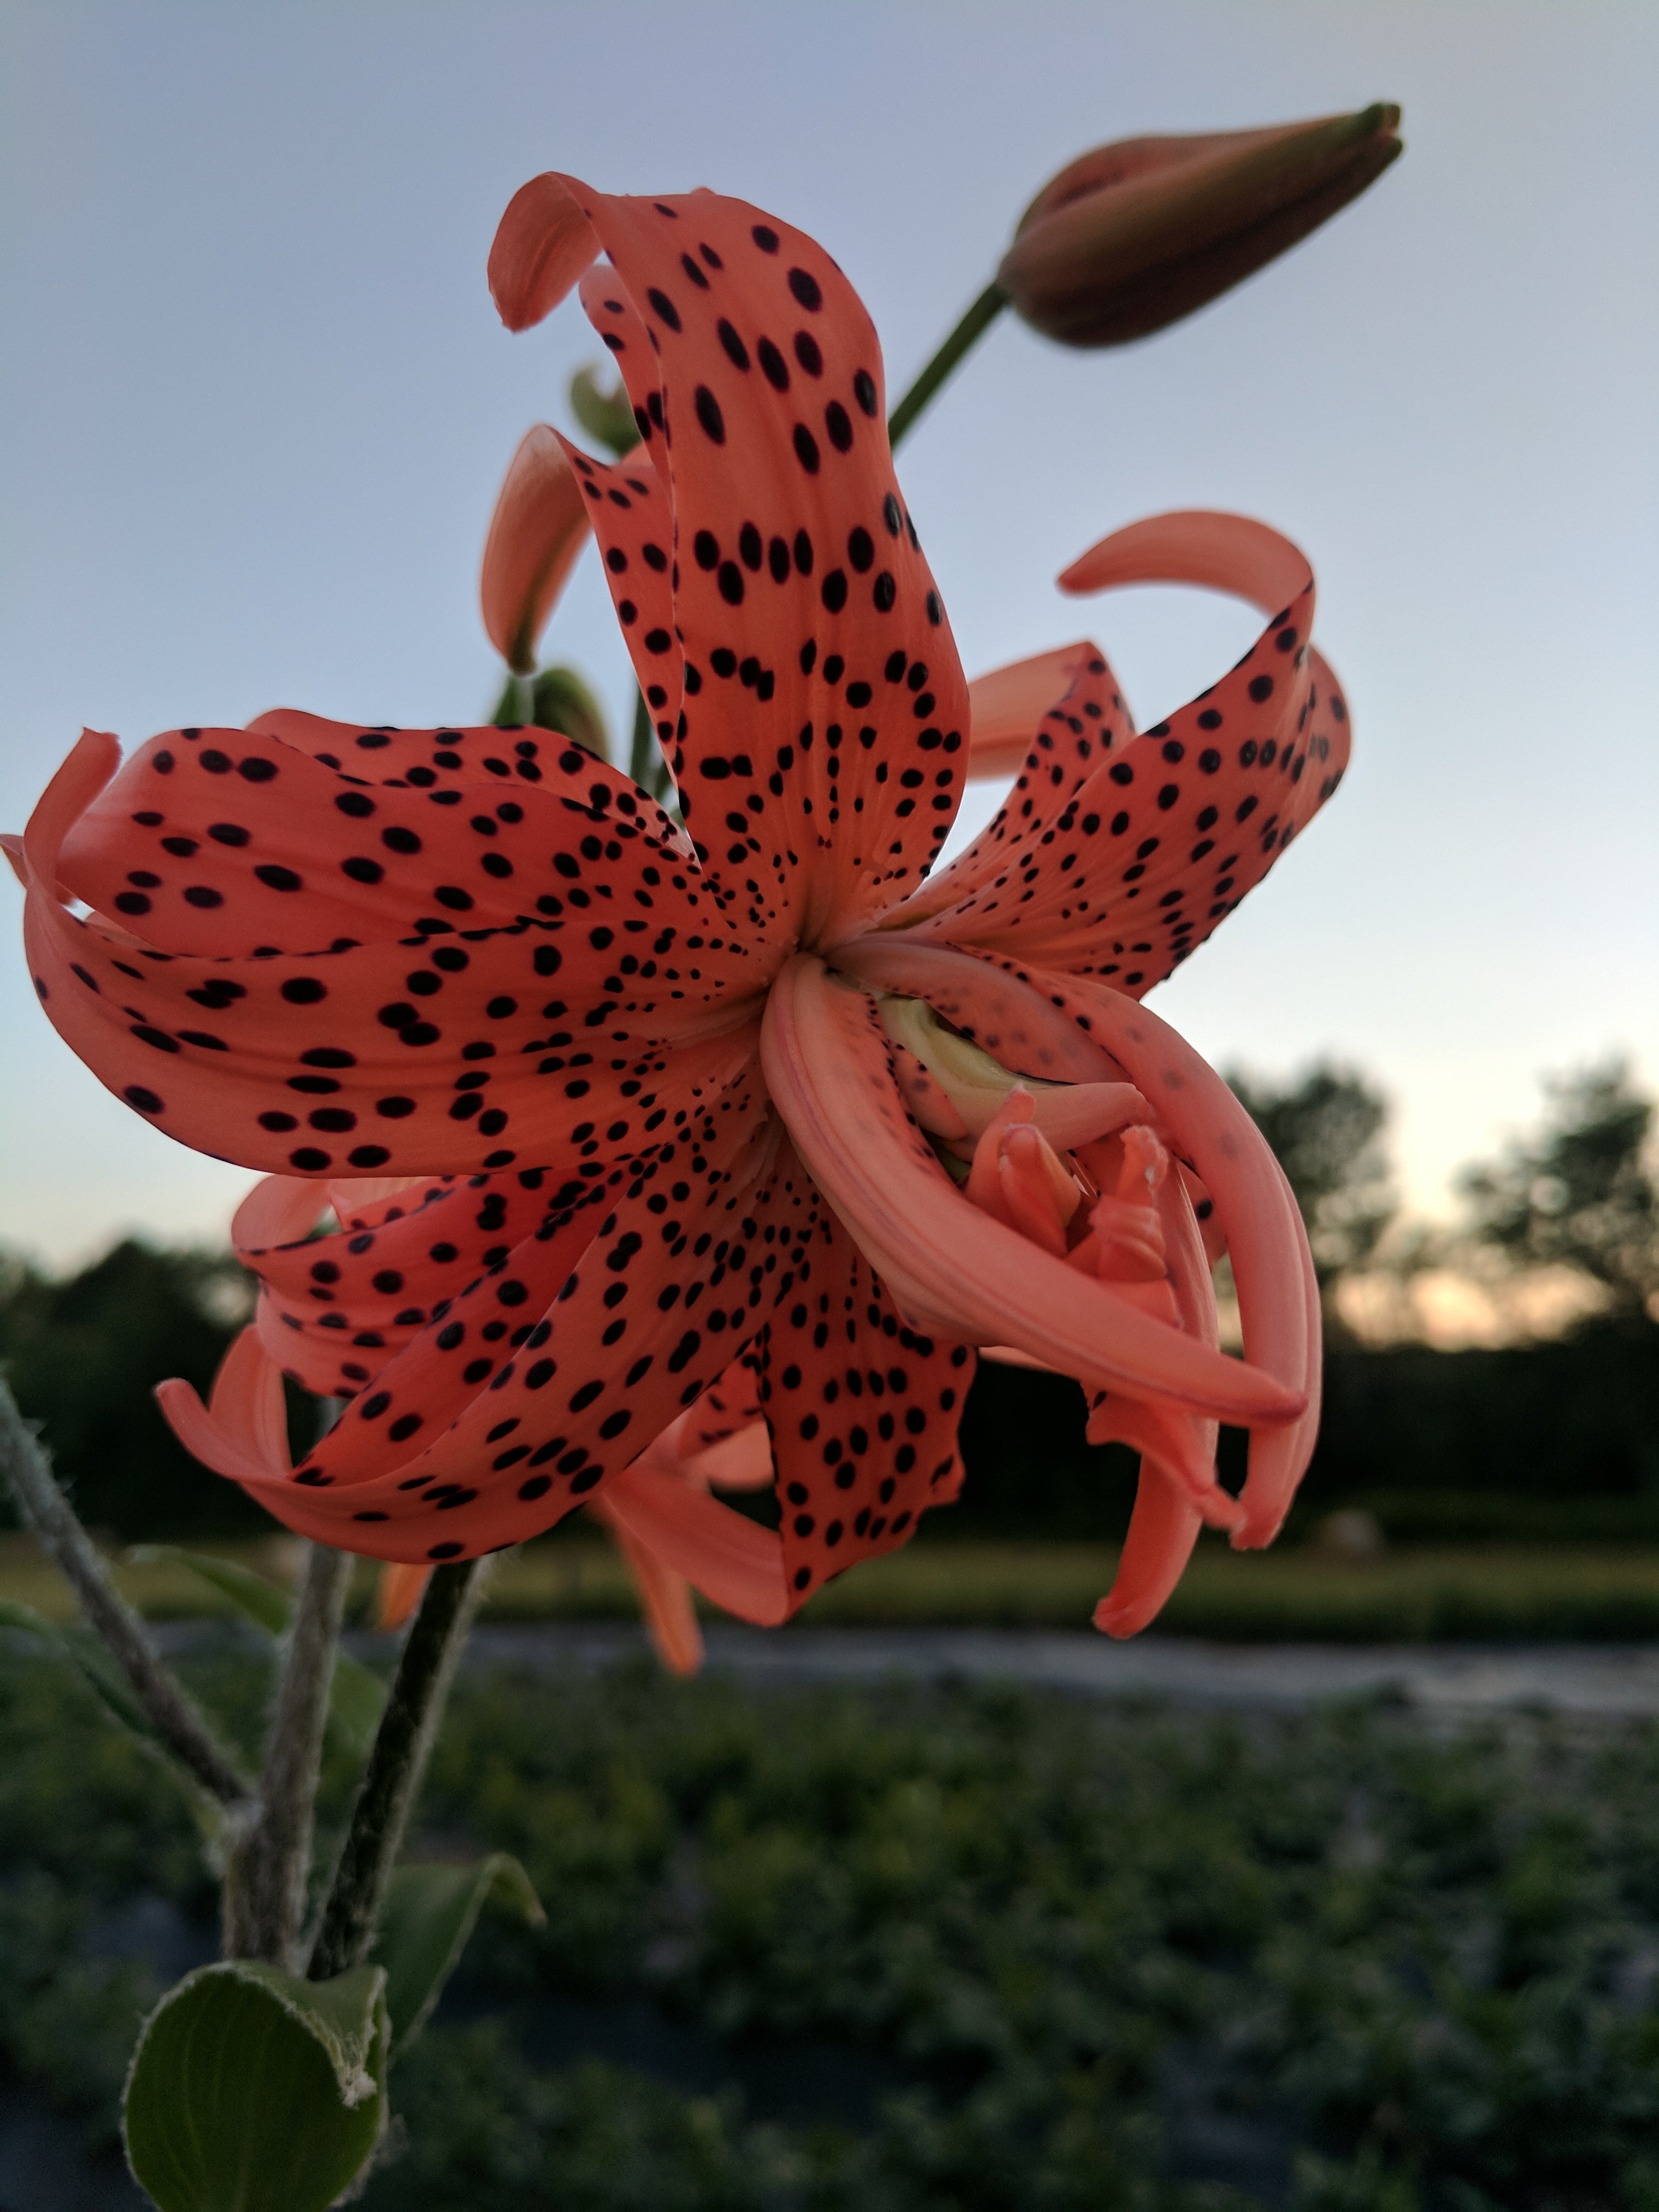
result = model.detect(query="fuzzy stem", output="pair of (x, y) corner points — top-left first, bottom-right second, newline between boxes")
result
(307, 1557), (487, 1980)
(0, 1376), (250, 1808)
(222, 1542), (352, 1966)
(887, 281), (1009, 450)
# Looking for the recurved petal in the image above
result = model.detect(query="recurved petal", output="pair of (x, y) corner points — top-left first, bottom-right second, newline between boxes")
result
(538, 178), (970, 940)
(374, 1563), (431, 1633)
(480, 426), (595, 674)
(1026, 962), (1321, 1534)
(964, 642), (1117, 781)
(489, 173), (601, 332)
(898, 513), (1349, 993)
(587, 1494), (706, 1674)
(162, 1073), (785, 1563)
(1092, 1476), (1203, 1639)
(237, 1172), (552, 1402)
(762, 955), (1302, 1426)
(596, 1460), (790, 1626)
(1058, 509), (1311, 613)
(21, 717), (765, 1179)
(156, 1325), (291, 1493)
(892, 639), (1132, 929)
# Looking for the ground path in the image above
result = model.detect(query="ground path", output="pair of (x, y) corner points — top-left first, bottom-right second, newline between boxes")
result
(450, 1623), (1659, 1718)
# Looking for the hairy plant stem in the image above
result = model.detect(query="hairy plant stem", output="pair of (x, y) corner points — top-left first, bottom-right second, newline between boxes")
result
(222, 1541), (352, 1966)
(307, 1557), (488, 1980)
(0, 1376), (251, 1808)
(887, 280), (1009, 450)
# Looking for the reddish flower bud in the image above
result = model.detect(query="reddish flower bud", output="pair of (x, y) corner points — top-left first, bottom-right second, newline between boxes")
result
(997, 102), (1402, 348)
(479, 425), (592, 674)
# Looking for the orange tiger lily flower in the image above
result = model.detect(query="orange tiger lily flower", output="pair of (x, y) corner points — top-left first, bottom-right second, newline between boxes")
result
(11, 175), (1348, 1634)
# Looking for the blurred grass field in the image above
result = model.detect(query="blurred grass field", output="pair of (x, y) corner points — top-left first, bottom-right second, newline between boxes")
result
(11, 1529), (1659, 1642)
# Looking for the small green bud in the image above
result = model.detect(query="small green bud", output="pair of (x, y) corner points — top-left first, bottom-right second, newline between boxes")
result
(530, 664), (609, 760)
(570, 365), (642, 457)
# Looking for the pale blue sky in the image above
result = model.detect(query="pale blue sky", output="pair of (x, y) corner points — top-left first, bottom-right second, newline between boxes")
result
(2, 1), (1654, 1265)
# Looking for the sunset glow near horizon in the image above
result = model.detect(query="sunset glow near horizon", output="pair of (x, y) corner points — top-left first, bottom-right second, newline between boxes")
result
(2, 1), (1654, 1269)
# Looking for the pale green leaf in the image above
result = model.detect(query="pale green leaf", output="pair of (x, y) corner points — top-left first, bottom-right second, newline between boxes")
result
(132, 1547), (386, 1754)
(0, 1597), (162, 1747)
(123, 1960), (387, 2212)
(376, 1854), (544, 2057)
(569, 363), (641, 457)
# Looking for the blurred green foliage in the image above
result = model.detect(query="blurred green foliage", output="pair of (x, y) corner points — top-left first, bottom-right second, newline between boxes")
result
(0, 1240), (264, 1539)
(10, 1648), (1659, 2205)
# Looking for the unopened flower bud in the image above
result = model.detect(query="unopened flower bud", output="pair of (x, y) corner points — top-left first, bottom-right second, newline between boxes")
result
(479, 425), (591, 673)
(530, 664), (609, 761)
(998, 102), (1401, 348)
(570, 366), (642, 458)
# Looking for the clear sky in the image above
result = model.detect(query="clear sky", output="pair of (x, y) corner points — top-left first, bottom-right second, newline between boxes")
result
(2, 0), (1654, 1268)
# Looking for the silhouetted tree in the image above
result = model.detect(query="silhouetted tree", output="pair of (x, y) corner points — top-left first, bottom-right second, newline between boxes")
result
(1458, 1059), (1658, 1329)
(1227, 1062), (1396, 1313)
(0, 1239), (263, 1537)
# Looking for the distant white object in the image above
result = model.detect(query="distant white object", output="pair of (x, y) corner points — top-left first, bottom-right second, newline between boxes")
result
(1313, 1508), (1387, 1560)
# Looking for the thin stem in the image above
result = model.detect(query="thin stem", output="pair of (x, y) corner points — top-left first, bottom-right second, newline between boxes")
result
(0, 1378), (251, 1808)
(307, 1557), (488, 1980)
(222, 1542), (351, 1966)
(887, 280), (1009, 451)
(627, 687), (655, 791)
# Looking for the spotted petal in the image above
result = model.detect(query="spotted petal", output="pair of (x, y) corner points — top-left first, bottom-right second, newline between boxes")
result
(21, 719), (766, 1179)
(497, 175), (973, 940)
(896, 512), (1349, 994)
(480, 426), (594, 674)
(157, 1073), (784, 1560)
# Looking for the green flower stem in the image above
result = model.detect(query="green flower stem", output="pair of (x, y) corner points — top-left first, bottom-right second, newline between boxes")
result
(887, 280), (1009, 451)
(0, 1376), (251, 1808)
(628, 687), (655, 791)
(307, 1557), (489, 1981)
(223, 1541), (352, 1966)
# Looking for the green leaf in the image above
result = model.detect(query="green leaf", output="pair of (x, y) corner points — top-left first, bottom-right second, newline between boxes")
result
(123, 1960), (387, 2212)
(0, 1597), (162, 1749)
(569, 363), (641, 457)
(139, 1548), (292, 1634)
(132, 1548), (387, 1755)
(376, 1854), (544, 2058)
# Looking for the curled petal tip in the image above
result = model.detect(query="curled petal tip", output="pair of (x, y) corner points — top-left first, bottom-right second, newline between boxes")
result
(1058, 509), (1311, 621)
(22, 728), (122, 889)
(374, 1562), (431, 1632)
(489, 172), (599, 332)
(480, 426), (594, 673)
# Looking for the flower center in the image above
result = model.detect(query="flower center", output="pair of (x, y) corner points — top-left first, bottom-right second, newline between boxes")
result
(875, 991), (1182, 1308)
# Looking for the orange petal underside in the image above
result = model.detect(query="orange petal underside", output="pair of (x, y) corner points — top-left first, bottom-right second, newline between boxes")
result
(480, 426), (595, 674)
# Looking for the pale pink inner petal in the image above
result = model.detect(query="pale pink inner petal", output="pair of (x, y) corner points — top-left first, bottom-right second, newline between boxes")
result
(764, 955), (1302, 1426)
